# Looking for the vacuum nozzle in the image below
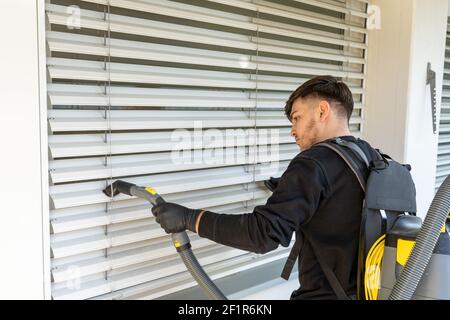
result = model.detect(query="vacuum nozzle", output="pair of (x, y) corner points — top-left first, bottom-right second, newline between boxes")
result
(103, 180), (135, 197)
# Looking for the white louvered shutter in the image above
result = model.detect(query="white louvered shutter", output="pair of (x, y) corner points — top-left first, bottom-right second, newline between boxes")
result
(436, 17), (450, 190)
(45, 0), (369, 300)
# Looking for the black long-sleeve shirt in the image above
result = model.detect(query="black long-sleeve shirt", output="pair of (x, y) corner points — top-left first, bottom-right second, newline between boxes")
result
(198, 136), (379, 299)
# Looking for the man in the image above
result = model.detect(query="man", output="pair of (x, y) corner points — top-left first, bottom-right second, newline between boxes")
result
(152, 75), (380, 299)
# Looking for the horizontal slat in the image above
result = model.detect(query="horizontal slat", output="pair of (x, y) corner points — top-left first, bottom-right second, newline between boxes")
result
(50, 182), (270, 220)
(47, 31), (366, 80)
(49, 5), (367, 53)
(51, 204), (265, 268)
(437, 143), (450, 155)
(51, 198), (266, 265)
(48, 108), (361, 132)
(49, 163), (289, 209)
(255, 0), (366, 33)
(49, 144), (297, 183)
(46, 4), (366, 63)
(49, 184), (270, 258)
(436, 163), (450, 176)
(290, 0), (368, 18)
(437, 153), (450, 166)
(81, 0), (367, 36)
(48, 127), (295, 158)
(437, 124), (450, 133)
(49, 57), (354, 92)
(440, 113), (450, 122)
(438, 132), (450, 143)
(441, 102), (450, 110)
(441, 90), (450, 98)
(47, 60), (261, 90)
(51, 199), (269, 283)
(252, 17), (366, 57)
(436, 175), (447, 187)
(47, 82), (363, 109)
(47, 109), (286, 131)
(47, 82), (289, 105)
(253, 14), (366, 50)
(52, 243), (289, 299)
(52, 244), (248, 299)
(52, 236), (213, 283)
(92, 248), (290, 300)
(51, 219), (164, 258)
(47, 56), (365, 92)
(48, 83), (363, 110)
(51, 184), (271, 233)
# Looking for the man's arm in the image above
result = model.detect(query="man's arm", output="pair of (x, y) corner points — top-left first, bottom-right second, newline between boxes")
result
(152, 156), (330, 254)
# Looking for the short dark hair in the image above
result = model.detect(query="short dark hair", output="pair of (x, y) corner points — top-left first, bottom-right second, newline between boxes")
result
(284, 75), (354, 122)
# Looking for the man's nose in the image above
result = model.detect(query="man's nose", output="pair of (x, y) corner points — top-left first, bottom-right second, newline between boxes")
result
(290, 126), (296, 137)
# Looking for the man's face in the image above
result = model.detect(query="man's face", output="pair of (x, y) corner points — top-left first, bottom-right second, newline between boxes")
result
(289, 98), (321, 151)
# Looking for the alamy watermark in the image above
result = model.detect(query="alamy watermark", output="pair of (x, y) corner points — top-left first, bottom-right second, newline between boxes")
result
(171, 122), (281, 173)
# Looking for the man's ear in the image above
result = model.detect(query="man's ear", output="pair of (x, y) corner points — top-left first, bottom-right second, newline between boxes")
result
(318, 100), (331, 121)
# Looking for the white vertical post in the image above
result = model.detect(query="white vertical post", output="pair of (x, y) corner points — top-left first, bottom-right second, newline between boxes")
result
(0, 0), (48, 299)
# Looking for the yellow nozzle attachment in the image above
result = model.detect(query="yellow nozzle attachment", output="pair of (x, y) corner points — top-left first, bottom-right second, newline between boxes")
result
(145, 187), (158, 195)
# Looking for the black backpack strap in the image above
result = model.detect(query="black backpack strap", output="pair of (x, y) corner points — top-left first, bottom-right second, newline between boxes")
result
(316, 141), (367, 192)
(319, 140), (370, 300)
(335, 137), (370, 168)
(300, 228), (351, 300)
(280, 236), (302, 281)
(281, 230), (351, 300)
(282, 228), (351, 299)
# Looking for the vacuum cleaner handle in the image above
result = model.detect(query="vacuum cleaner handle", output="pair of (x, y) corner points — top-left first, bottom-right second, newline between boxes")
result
(102, 180), (227, 300)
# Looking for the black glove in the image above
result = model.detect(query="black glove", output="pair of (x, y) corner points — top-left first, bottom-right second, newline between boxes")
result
(152, 202), (202, 234)
(264, 176), (281, 192)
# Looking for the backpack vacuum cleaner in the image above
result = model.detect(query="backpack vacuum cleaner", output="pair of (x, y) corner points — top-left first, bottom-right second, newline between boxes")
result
(103, 176), (450, 300)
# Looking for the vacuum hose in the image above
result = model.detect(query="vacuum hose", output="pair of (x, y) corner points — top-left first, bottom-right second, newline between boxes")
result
(176, 232), (227, 300)
(389, 175), (450, 300)
(103, 180), (227, 300)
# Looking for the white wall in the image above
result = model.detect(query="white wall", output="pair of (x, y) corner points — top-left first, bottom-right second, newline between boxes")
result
(365, 0), (448, 217)
(403, 0), (448, 216)
(0, 0), (49, 299)
(364, 0), (413, 161)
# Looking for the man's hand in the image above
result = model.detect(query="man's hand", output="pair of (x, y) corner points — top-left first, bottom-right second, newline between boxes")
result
(152, 202), (202, 234)
(264, 176), (281, 192)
